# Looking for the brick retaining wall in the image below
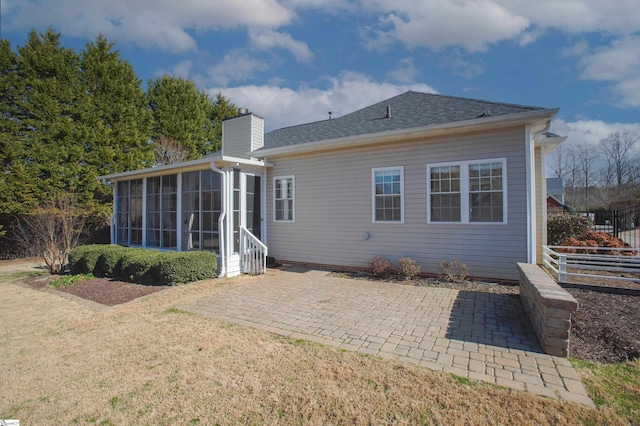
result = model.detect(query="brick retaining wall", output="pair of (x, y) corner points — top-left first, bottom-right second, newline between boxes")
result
(517, 262), (578, 357)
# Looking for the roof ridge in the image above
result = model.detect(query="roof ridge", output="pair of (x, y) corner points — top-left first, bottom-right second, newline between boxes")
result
(404, 91), (545, 111)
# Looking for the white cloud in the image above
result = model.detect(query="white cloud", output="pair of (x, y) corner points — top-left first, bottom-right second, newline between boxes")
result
(580, 36), (640, 81)
(358, 1), (640, 53)
(154, 60), (194, 80)
(206, 50), (270, 86)
(363, 0), (529, 52)
(551, 118), (640, 148)
(562, 40), (589, 57)
(519, 28), (546, 46)
(439, 50), (485, 79)
(5, 0), (294, 53)
(249, 29), (313, 63)
(578, 36), (640, 107)
(386, 57), (419, 83)
(612, 76), (640, 108)
(496, 0), (640, 36)
(279, 0), (356, 12)
(208, 71), (437, 131)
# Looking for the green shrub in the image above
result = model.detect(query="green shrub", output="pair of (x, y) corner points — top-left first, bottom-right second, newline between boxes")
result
(120, 249), (162, 285)
(49, 273), (95, 288)
(68, 245), (218, 285)
(96, 245), (128, 277)
(397, 257), (421, 280)
(547, 214), (591, 246)
(68, 244), (110, 274)
(157, 251), (218, 285)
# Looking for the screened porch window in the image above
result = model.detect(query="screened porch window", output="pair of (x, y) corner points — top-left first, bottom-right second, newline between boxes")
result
(147, 175), (177, 248)
(182, 170), (221, 252)
(116, 179), (142, 246)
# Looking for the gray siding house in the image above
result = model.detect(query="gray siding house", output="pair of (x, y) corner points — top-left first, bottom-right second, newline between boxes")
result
(98, 91), (565, 280)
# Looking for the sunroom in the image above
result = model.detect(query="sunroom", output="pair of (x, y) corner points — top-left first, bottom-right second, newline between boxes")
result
(98, 111), (270, 277)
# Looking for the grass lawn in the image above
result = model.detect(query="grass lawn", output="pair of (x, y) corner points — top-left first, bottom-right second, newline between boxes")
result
(572, 358), (640, 424)
(0, 264), (630, 425)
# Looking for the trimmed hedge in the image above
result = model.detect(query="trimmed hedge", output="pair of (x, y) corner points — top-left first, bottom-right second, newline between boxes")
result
(120, 249), (162, 285)
(68, 244), (112, 275)
(67, 245), (218, 285)
(95, 245), (128, 277)
(157, 251), (219, 285)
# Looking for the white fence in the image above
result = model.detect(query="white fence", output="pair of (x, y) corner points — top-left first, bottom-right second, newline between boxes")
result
(543, 245), (640, 284)
(240, 226), (268, 275)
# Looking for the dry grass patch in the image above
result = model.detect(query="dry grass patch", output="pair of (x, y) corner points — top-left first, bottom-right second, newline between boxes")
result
(0, 268), (624, 425)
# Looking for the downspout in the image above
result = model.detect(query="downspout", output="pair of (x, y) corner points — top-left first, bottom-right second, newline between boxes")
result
(102, 178), (116, 244)
(526, 121), (551, 264)
(210, 163), (227, 277)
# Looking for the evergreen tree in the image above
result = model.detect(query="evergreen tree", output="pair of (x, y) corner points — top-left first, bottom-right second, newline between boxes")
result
(0, 39), (19, 236)
(0, 29), (238, 247)
(211, 92), (238, 152)
(77, 35), (152, 219)
(147, 76), (236, 159)
(6, 28), (82, 214)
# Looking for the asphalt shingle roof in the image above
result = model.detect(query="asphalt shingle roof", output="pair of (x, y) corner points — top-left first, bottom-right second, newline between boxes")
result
(546, 177), (565, 196)
(262, 90), (547, 150)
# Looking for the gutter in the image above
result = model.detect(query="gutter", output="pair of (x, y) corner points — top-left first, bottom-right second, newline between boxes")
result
(96, 155), (272, 182)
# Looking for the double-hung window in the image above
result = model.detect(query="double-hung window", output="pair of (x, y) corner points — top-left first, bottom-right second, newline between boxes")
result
(372, 167), (404, 223)
(427, 159), (507, 223)
(274, 176), (294, 222)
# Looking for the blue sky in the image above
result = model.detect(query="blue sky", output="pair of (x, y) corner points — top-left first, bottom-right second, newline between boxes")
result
(2, 0), (640, 151)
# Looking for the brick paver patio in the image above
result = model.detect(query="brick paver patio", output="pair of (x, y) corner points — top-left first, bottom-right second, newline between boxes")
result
(181, 266), (594, 406)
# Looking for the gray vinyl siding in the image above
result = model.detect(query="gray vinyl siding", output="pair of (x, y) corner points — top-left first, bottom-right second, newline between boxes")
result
(222, 115), (254, 159)
(251, 117), (264, 152)
(266, 126), (527, 280)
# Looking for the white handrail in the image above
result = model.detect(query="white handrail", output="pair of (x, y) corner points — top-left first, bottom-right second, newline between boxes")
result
(239, 226), (268, 275)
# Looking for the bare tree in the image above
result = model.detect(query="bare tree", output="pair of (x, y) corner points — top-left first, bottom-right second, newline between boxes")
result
(549, 144), (578, 184)
(577, 144), (596, 210)
(600, 130), (640, 193)
(153, 135), (189, 165)
(14, 194), (85, 274)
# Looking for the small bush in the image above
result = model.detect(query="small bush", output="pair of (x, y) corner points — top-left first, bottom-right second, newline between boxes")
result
(397, 257), (421, 280)
(49, 273), (95, 288)
(368, 256), (394, 277)
(559, 230), (633, 255)
(157, 251), (218, 285)
(547, 215), (591, 246)
(439, 259), (468, 283)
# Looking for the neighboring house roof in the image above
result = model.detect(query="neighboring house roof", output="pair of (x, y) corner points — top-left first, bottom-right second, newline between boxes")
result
(261, 91), (549, 151)
(546, 177), (565, 198)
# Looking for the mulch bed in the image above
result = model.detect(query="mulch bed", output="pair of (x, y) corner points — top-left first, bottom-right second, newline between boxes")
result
(23, 275), (169, 306)
(568, 288), (640, 363)
(22, 269), (640, 364)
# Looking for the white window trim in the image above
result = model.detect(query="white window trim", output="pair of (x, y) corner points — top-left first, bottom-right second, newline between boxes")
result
(372, 166), (405, 224)
(427, 158), (508, 224)
(273, 175), (295, 222)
